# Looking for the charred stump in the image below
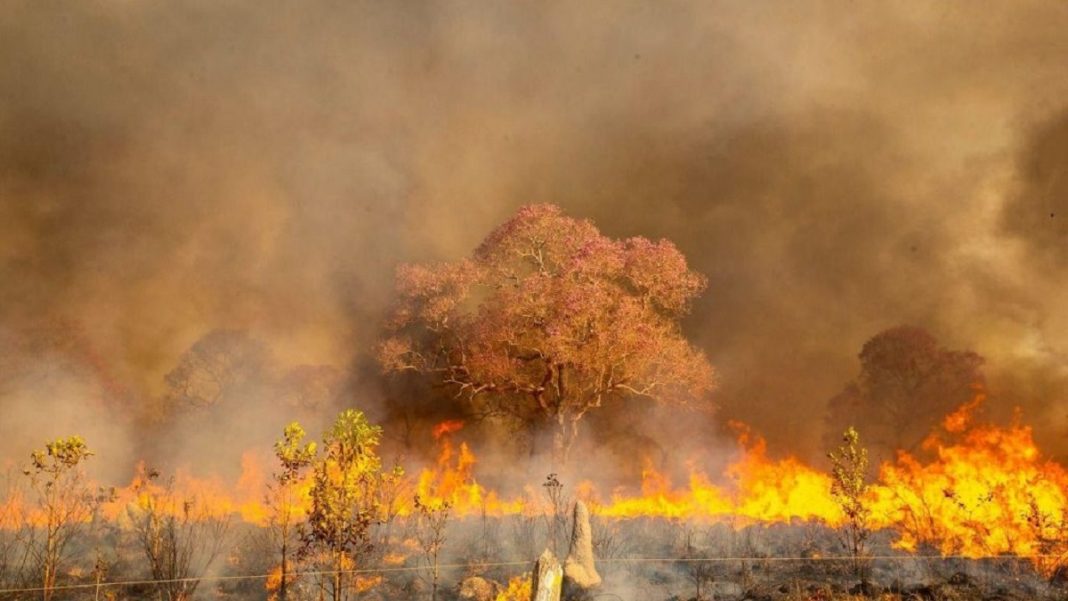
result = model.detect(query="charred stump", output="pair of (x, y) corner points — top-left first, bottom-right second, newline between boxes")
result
(531, 549), (563, 601)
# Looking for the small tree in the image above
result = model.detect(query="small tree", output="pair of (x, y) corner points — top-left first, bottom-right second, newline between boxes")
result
(0, 470), (31, 592)
(413, 495), (451, 601)
(268, 422), (316, 601)
(127, 467), (232, 601)
(370, 461), (407, 562)
(827, 427), (871, 581)
(301, 409), (393, 601)
(678, 524), (715, 601)
(23, 436), (98, 601)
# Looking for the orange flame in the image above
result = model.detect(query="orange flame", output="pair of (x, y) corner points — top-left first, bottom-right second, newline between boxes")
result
(432, 419), (465, 440)
(585, 423), (841, 524)
(5, 396), (1068, 576)
(867, 398), (1068, 572)
(411, 424), (525, 516)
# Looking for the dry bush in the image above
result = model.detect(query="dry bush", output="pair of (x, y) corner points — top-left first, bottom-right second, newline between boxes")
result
(127, 469), (232, 601)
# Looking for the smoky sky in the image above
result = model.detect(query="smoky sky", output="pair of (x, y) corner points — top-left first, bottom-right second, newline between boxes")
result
(2, 0), (1068, 472)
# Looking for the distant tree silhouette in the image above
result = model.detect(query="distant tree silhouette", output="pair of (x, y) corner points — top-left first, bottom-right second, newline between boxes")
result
(163, 329), (272, 410)
(824, 325), (985, 465)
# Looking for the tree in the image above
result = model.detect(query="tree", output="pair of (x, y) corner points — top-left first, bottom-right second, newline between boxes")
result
(413, 495), (450, 601)
(828, 427), (871, 581)
(127, 467), (231, 601)
(678, 524), (715, 601)
(824, 326), (985, 464)
(164, 329), (272, 410)
(379, 204), (714, 464)
(268, 423), (317, 601)
(23, 436), (100, 601)
(301, 410), (399, 601)
(277, 365), (343, 412)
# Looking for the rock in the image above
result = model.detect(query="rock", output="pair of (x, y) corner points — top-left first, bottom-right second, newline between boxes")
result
(563, 501), (601, 590)
(532, 548), (563, 601)
(458, 576), (500, 601)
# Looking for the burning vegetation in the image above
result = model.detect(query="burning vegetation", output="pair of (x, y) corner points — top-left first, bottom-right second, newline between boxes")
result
(0, 205), (1067, 601)
(3, 392), (1068, 600)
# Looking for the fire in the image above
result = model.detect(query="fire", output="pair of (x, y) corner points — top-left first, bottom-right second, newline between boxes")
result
(867, 399), (1068, 570)
(6, 399), (1068, 576)
(265, 565), (283, 596)
(382, 551), (408, 566)
(495, 575), (532, 601)
(432, 419), (465, 439)
(101, 457), (276, 526)
(411, 422), (526, 516)
(586, 423), (841, 524)
(355, 575), (383, 593)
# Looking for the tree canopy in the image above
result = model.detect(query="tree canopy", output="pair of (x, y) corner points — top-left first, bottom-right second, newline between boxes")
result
(378, 204), (714, 463)
(823, 325), (985, 464)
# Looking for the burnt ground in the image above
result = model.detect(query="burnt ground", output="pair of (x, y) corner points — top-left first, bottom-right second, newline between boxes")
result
(4, 516), (1066, 600)
(350, 517), (1068, 601)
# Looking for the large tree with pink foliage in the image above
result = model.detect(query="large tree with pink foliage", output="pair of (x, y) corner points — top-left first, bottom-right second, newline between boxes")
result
(378, 204), (715, 463)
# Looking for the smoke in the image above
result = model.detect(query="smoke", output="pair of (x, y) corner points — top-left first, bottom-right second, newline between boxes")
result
(2, 0), (1068, 477)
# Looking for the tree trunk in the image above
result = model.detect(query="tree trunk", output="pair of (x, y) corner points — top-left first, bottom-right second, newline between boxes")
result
(551, 412), (582, 468)
(279, 547), (288, 601)
(333, 550), (343, 601)
(43, 529), (57, 601)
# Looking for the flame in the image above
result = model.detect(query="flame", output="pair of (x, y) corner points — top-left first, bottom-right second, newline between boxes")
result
(5, 396), (1068, 576)
(495, 575), (532, 601)
(585, 424), (841, 524)
(433, 419), (465, 439)
(265, 565), (283, 596)
(382, 551), (408, 566)
(100, 456), (278, 526)
(410, 425), (526, 516)
(866, 398), (1068, 572)
(355, 575), (383, 593)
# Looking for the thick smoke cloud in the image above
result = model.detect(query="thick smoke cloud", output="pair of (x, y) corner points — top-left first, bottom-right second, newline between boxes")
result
(2, 1), (1068, 476)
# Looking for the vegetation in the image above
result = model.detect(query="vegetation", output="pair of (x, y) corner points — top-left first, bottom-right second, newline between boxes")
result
(23, 436), (100, 601)
(827, 426), (871, 581)
(127, 468), (231, 601)
(413, 495), (450, 601)
(542, 473), (567, 557)
(824, 326), (985, 464)
(267, 423), (316, 601)
(300, 409), (400, 601)
(0, 425), (1063, 601)
(379, 204), (715, 464)
(164, 329), (272, 410)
